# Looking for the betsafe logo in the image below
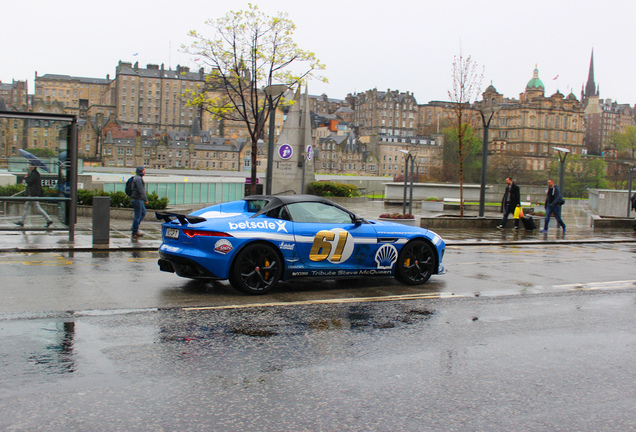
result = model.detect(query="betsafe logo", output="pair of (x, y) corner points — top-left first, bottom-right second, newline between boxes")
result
(228, 220), (288, 232)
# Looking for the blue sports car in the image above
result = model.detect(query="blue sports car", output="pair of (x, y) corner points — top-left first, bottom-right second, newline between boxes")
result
(157, 195), (445, 295)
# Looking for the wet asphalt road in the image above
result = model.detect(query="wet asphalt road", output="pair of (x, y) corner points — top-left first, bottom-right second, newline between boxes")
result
(0, 243), (635, 314)
(1, 244), (635, 431)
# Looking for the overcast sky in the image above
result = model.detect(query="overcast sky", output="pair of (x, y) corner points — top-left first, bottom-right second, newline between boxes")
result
(3, 0), (634, 105)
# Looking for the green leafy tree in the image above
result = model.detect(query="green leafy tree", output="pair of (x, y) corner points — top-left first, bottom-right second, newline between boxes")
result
(448, 54), (483, 216)
(183, 4), (326, 194)
(609, 126), (636, 160)
(547, 155), (608, 198)
(26, 148), (56, 158)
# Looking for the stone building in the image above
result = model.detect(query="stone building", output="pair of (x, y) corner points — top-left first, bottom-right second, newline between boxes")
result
(110, 61), (205, 132)
(417, 101), (456, 136)
(579, 49), (636, 157)
(375, 134), (443, 179)
(584, 97), (636, 156)
(99, 119), (249, 171)
(307, 93), (346, 115)
(0, 80), (29, 111)
(473, 66), (586, 177)
(347, 88), (418, 138)
(34, 72), (112, 117)
(315, 131), (379, 176)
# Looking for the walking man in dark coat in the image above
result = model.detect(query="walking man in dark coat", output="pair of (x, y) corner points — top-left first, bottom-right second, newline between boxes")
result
(496, 177), (520, 229)
(131, 166), (148, 237)
(15, 162), (53, 227)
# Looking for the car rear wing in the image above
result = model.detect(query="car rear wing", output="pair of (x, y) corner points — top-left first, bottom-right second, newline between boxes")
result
(155, 211), (207, 225)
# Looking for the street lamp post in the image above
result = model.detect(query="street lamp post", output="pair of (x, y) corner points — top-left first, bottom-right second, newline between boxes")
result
(264, 84), (288, 195)
(627, 165), (635, 217)
(478, 105), (501, 217)
(400, 149), (416, 215)
(552, 146), (570, 195)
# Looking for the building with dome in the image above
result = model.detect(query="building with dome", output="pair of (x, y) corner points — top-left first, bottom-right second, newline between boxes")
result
(473, 66), (586, 181)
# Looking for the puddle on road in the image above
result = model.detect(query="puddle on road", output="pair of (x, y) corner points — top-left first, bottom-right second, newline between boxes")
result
(27, 321), (76, 374)
(0, 321), (80, 379)
(158, 304), (438, 347)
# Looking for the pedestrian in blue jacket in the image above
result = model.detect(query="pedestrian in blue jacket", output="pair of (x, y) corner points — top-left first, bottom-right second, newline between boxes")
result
(541, 179), (566, 234)
(131, 166), (148, 237)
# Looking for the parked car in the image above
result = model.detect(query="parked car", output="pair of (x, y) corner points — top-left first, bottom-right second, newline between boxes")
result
(156, 195), (445, 294)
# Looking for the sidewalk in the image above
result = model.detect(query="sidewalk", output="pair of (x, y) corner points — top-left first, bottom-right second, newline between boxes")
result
(0, 201), (634, 253)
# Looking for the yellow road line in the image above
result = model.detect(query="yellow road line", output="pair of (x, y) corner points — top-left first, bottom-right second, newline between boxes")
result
(183, 279), (636, 312)
(183, 292), (456, 311)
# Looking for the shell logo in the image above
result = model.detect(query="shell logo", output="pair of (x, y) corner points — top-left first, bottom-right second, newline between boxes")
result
(375, 244), (398, 269)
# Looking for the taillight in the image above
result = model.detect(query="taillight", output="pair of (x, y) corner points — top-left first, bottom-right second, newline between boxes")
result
(182, 229), (232, 238)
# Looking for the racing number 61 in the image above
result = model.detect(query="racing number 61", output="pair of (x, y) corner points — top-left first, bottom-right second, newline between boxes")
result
(309, 230), (349, 262)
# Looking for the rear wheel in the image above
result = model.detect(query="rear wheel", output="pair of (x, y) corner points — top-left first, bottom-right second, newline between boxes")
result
(395, 240), (435, 285)
(229, 243), (282, 294)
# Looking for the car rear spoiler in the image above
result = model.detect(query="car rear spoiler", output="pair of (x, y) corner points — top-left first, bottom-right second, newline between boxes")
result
(155, 211), (207, 225)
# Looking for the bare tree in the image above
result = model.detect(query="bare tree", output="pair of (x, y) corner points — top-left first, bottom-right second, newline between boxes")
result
(184, 4), (325, 194)
(448, 54), (483, 216)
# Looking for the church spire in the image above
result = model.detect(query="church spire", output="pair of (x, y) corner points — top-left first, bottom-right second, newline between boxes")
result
(583, 49), (598, 99)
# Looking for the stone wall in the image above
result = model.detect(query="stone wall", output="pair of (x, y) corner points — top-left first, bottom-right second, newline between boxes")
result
(588, 189), (636, 217)
(385, 182), (548, 205)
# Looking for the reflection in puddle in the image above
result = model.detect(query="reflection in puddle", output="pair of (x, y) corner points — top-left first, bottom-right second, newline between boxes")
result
(159, 304), (437, 349)
(28, 321), (76, 374)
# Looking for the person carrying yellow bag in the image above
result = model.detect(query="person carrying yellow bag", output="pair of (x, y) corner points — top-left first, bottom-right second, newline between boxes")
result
(513, 204), (523, 229)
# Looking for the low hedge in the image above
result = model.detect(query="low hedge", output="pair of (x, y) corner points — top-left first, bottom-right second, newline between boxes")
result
(78, 189), (168, 210)
(1, 184), (168, 210)
(308, 181), (360, 197)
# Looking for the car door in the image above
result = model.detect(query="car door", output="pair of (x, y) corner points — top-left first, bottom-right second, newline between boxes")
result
(287, 202), (379, 273)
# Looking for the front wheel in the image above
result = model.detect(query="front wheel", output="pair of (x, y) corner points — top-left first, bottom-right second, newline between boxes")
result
(229, 243), (282, 295)
(395, 240), (435, 285)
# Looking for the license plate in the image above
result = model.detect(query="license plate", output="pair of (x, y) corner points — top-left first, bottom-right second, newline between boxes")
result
(166, 228), (179, 239)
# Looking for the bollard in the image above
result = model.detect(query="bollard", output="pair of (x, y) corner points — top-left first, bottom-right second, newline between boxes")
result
(92, 196), (110, 246)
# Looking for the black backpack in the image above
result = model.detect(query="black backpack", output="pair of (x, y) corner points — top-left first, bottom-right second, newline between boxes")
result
(125, 176), (134, 197)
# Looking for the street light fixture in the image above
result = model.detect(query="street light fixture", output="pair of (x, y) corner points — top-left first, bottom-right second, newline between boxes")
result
(264, 84), (289, 195)
(552, 146), (570, 195)
(626, 164), (635, 217)
(400, 149), (416, 215)
(477, 105), (501, 217)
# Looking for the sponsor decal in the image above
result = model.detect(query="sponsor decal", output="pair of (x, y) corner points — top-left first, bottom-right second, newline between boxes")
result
(199, 211), (241, 219)
(160, 245), (180, 253)
(228, 220), (280, 231)
(279, 242), (295, 250)
(297, 269), (392, 277)
(375, 244), (398, 269)
(214, 239), (233, 254)
(276, 220), (288, 233)
(309, 228), (354, 263)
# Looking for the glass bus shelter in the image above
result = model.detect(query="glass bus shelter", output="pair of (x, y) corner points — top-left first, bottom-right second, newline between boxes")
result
(0, 111), (78, 243)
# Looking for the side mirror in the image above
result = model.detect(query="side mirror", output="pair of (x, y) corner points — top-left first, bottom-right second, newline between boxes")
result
(353, 215), (364, 225)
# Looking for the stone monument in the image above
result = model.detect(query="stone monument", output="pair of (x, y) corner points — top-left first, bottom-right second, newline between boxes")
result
(270, 86), (315, 195)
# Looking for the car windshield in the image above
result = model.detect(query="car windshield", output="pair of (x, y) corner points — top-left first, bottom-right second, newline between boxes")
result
(286, 202), (353, 224)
